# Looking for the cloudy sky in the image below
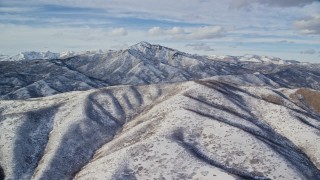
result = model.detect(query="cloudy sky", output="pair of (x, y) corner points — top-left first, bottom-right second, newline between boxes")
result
(1, 0), (320, 62)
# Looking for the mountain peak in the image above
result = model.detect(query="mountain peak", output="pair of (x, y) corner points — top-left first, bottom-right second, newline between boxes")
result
(129, 42), (180, 55)
(136, 41), (152, 46)
(130, 41), (153, 50)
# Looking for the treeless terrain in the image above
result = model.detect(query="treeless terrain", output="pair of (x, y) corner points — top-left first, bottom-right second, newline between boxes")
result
(296, 88), (320, 113)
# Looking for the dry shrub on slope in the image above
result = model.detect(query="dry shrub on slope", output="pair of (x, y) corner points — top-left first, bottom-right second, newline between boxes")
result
(294, 88), (320, 113)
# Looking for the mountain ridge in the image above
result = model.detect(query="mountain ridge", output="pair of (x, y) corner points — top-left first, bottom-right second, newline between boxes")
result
(0, 42), (320, 179)
(0, 42), (310, 65)
(1, 76), (320, 179)
(1, 42), (320, 100)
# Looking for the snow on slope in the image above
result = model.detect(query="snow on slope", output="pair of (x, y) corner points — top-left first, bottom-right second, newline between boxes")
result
(2, 42), (319, 101)
(0, 42), (250, 100)
(0, 51), (61, 61)
(239, 54), (287, 64)
(1, 76), (320, 180)
(0, 51), (85, 61)
(208, 54), (300, 65)
(0, 59), (108, 100)
(1, 43), (301, 66)
(0, 49), (118, 62)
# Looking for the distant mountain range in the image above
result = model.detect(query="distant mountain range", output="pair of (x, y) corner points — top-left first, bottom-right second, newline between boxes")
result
(1, 42), (319, 100)
(0, 43), (302, 65)
(207, 54), (301, 65)
(0, 51), (70, 61)
(1, 42), (319, 180)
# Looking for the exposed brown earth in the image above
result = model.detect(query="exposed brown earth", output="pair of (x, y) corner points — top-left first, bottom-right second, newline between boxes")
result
(294, 88), (320, 113)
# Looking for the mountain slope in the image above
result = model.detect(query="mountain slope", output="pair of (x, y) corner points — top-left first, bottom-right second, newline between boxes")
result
(1, 76), (320, 179)
(1, 42), (320, 100)
(1, 42), (320, 180)
(0, 51), (77, 61)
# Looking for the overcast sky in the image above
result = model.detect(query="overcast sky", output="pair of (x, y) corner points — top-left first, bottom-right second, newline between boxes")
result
(1, 0), (320, 62)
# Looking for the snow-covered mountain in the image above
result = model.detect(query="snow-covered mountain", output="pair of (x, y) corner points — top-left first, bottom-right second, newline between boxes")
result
(1, 42), (302, 65)
(0, 42), (319, 100)
(207, 54), (300, 65)
(0, 49), (119, 62)
(1, 51), (61, 61)
(0, 51), (79, 61)
(0, 42), (320, 180)
(1, 75), (320, 179)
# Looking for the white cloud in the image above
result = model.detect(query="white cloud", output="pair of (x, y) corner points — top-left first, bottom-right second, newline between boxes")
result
(294, 15), (320, 35)
(0, 7), (38, 13)
(148, 27), (164, 36)
(148, 27), (184, 36)
(230, 0), (318, 9)
(167, 27), (185, 35)
(186, 26), (225, 40)
(148, 26), (225, 40)
(300, 49), (316, 54)
(1, 0), (320, 62)
(111, 27), (128, 36)
(185, 43), (215, 51)
(0, 24), (143, 55)
(262, 0), (317, 7)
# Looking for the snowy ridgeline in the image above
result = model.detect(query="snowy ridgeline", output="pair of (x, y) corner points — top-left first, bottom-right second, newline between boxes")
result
(0, 42), (320, 100)
(0, 76), (320, 179)
(0, 42), (320, 179)
(0, 42), (303, 65)
(0, 49), (118, 61)
(0, 51), (72, 61)
(207, 54), (301, 65)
